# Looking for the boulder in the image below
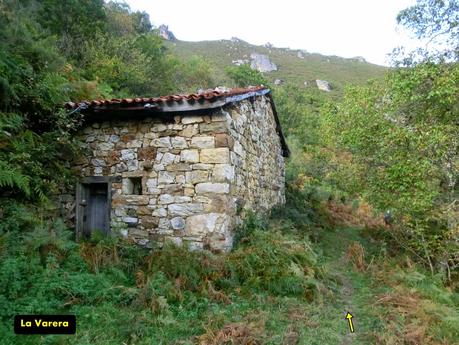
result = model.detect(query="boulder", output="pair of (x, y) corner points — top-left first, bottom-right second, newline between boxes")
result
(250, 53), (277, 72)
(315, 79), (332, 92)
(231, 59), (249, 66)
(158, 24), (176, 40)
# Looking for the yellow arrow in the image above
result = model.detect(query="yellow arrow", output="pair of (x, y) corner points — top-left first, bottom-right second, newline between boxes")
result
(345, 312), (355, 333)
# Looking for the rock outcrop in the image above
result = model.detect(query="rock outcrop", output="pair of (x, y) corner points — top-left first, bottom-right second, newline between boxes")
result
(250, 53), (277, 72)
(353, 56), (366, 62)
(158, 24), (176, 41)
(315, 79), (332, 92)
(232, 59), (249, 66)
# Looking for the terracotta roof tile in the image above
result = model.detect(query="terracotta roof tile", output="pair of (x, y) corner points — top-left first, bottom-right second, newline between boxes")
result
(64, 85), (290, 157)
(65, 86), (267, 110)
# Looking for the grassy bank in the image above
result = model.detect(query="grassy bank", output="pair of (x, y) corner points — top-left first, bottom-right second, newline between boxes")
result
(1, 196), (458, 344)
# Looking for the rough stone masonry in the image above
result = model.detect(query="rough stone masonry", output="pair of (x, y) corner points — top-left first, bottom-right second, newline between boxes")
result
(67, 87), (289, 252)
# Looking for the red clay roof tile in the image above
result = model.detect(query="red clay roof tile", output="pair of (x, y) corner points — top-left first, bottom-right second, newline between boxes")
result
(65, 86), (267, 110)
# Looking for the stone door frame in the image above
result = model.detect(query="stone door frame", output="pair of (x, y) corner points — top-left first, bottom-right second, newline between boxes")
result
(75, 176), (121, 241)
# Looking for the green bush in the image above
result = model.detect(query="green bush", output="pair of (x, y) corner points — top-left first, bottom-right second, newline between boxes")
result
(225, 64), (268, 87)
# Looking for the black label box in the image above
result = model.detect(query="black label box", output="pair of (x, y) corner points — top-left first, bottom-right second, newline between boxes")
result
(14, 315), (76, 335)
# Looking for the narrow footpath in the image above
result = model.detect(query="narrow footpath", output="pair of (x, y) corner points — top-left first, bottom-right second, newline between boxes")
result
(300, 226), (388, 345)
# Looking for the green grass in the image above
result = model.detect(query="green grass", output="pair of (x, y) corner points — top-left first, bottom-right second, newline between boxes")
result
(0, 217), (324, 344)
(315, 226), (459, 344)
(1, 208), (458, 344)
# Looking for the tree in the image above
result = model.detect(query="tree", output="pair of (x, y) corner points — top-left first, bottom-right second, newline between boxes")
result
(321, 0), (459, 273)
(225, 64), (268, 87)
(172, 56), (216, 93)
(39, 0), (106, 58)
(105, 1), (152, 37)
(394, 0), (459, 64)
(322, 63), (458, 270)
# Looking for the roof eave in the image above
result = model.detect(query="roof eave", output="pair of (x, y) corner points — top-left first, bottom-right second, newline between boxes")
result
(69, 87), (290, 157)
(266, 93), (290, 158)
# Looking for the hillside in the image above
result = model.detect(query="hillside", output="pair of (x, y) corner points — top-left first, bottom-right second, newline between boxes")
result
(166, 38), (387, 94)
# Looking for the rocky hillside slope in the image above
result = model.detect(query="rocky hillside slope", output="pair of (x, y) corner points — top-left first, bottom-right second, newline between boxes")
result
(165, 37), (387, 94)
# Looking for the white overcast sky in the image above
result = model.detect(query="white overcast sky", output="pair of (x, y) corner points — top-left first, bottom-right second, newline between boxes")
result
(124, 0), (421, 66)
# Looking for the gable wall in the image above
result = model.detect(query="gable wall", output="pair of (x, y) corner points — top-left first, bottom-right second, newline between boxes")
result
(226, 96), (286, 222)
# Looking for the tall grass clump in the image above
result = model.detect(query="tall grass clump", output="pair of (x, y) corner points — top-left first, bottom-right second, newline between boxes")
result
(141, 220), (324, 300)
(226, 229), (322, 298)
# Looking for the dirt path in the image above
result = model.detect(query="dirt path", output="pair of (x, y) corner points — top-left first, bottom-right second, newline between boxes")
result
(336, 270), (357, 345)
(319, 227), (364, 345)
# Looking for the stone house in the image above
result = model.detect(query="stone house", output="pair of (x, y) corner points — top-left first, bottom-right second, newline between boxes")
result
(65, 86), (289, 251)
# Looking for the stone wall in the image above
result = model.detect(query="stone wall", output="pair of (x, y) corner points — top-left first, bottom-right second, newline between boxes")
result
(226, 96), (285, 218)
(72, 95), (285, 251)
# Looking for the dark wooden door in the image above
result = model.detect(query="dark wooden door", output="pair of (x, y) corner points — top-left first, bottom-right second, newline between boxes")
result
(83, 183), (109, 237)
(76, 177), (116, 241)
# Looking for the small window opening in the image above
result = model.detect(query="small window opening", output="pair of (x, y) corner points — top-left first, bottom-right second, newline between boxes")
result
(124, 177), (142, 195)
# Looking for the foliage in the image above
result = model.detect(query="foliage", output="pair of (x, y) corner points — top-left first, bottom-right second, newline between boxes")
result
(374, 266), (459, 343)
(314, 0), (459, 275)
(105, 1), (152, 37)
(3, 199), (457, 344)
(39, 0), (106, 40)
(273, 84), (323, 145)
(225, 64), (268, 87)
(0, 0), (215, 207)
(232, 211), (268, 248)
(317, 225), (459, 345)
(172, 55), (216, 93)
(395, 0), (459, 63)
(227, 229), (321, 298)
(81, 32), (176, 97)
(0, 112), (77, 202)
(145, 213), (323, 299)
(273, 84), (357, 208)
(321, 62), (459, 270)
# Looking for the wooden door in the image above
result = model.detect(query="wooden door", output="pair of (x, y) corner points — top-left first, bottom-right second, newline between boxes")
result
(76, 181), (110, 239)
(84, 183), (109, 237)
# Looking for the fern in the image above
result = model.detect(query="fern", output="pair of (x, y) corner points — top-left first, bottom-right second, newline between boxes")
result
(0, 161), (30, 196)
(33, 184), (48, 203)
(0, 113), (23, 135)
